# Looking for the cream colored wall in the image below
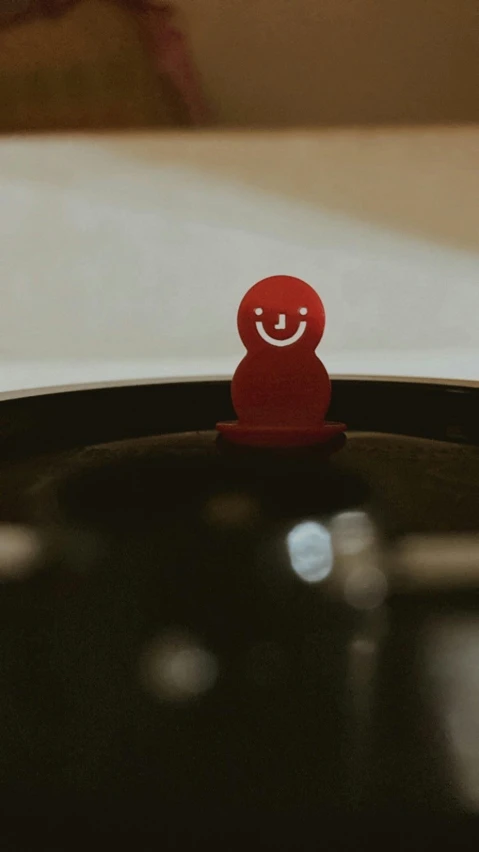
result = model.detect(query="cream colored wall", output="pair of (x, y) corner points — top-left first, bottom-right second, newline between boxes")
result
(179, 0), (479, 126)
(0, 127), (478, 379)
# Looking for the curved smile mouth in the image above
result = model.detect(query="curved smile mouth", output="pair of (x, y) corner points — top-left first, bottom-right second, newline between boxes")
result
(255, 321), (307, 347)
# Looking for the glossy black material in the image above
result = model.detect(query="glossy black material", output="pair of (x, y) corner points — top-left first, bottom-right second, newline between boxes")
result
(0, 433), (368, 846)
(0, 379), (477, 849)
(0, 378), (477, 461)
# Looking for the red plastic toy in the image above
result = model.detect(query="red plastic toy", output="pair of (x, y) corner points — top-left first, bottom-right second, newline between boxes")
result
(217, 275), (346, 448)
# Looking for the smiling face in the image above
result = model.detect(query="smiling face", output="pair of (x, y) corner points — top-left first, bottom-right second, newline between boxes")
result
(237, 276), (326, 353)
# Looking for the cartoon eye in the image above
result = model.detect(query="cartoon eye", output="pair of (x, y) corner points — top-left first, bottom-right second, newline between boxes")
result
(299, 307), (308, 316)
(254, 308), (263, 316)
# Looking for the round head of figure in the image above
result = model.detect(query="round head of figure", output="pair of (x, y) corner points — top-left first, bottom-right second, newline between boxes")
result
(237, 275), (326, 354)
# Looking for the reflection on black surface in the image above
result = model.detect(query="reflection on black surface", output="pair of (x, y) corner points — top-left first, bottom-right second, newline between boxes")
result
(425, 616), (479, 811)
(286, 521), (333, 583)
(140, 631), (219, 703)
(0, 425), (478, 845)
(0, 432), (368, 838)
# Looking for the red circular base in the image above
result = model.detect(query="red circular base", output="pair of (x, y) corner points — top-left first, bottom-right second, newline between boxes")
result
(216, 421), (347, 448)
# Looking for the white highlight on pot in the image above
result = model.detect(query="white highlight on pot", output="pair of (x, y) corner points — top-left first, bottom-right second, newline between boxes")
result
(140, 632), (219, 702)
(0, 524), (42, 581)
(286, 521), (333, 583)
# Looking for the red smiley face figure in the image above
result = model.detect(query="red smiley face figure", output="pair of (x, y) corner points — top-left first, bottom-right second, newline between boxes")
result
(217, 275), (346, 448)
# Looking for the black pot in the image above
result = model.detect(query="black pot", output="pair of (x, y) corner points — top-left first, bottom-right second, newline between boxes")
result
(0, 378), (478, 848)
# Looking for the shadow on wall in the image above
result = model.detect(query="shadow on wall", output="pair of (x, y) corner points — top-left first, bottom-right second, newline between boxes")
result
(0, 0), (477, 130)
(0, 0), (202, 131)
(178, 0), (479, 127)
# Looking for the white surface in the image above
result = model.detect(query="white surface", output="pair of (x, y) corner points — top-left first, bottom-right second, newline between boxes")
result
(0, 127), (478, 397)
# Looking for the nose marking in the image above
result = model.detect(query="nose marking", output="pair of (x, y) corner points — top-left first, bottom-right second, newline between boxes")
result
(255, 321), (307, 347)
(274, 313), (286, 330)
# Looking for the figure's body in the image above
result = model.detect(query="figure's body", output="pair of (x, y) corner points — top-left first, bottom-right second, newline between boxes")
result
(233, 349), (331, 428)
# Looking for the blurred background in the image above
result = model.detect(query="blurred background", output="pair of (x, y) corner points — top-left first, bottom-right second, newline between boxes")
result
(1, 0), (478, 130)
(0, 0), (477, 394)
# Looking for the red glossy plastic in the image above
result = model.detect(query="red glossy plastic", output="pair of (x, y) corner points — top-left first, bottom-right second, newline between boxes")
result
(217, 275), (346, 448)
